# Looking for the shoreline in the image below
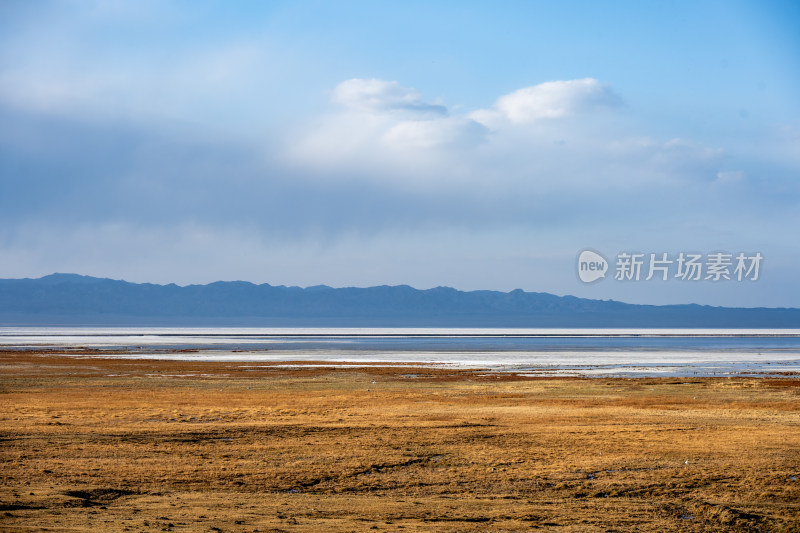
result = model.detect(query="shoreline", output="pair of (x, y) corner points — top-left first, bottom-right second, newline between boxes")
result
(3, 346), (799, 379)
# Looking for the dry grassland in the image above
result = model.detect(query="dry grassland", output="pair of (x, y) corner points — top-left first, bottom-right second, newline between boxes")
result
(1, 351), (799, 532)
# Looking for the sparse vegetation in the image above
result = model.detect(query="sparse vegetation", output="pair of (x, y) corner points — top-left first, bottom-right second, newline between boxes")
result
(1, 351), (799, 531)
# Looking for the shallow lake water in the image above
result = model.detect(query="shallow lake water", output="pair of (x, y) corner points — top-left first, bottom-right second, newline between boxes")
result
(2, 327), (799, 378)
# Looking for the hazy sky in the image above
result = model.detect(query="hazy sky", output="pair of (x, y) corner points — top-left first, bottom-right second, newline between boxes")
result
(1, 0), (798, 306)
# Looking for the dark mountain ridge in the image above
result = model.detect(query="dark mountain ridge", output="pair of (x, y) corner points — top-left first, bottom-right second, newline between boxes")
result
(0, 273), (797, 327)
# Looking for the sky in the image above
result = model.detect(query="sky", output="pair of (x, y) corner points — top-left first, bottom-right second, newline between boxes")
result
(1, 0), (798, 307)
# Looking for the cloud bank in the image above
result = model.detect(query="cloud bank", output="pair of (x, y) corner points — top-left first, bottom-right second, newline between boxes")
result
(285, 77), (734, 200)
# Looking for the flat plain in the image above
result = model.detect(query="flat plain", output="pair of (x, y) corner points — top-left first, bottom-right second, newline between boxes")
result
(1, 350), (799, 532)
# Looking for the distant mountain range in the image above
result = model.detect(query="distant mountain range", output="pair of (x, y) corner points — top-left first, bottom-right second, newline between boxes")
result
(0, 273), (798, 327)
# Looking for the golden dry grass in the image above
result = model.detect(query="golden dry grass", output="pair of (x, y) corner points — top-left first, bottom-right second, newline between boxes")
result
(1, 351), (799, 532)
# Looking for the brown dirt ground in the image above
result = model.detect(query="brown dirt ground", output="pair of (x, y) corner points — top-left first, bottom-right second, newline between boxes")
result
(1, 350), (799, 532)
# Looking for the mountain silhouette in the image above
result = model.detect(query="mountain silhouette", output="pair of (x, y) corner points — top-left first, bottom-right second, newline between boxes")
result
(0, 273), (797, 327)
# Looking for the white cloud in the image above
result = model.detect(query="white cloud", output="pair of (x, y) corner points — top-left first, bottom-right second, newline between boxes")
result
(287, 79), (485, 181)
(471, 78), (621, 127)
(332, 78), (447, 116)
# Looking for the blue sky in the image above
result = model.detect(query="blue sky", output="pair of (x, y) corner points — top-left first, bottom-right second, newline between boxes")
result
(1, 0), (798, 306)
